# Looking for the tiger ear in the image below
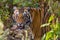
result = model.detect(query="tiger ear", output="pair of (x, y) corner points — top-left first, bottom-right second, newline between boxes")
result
(27, 7), (31, 12)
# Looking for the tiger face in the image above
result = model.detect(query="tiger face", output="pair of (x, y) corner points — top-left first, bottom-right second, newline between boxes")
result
(13, 7), (32, 25)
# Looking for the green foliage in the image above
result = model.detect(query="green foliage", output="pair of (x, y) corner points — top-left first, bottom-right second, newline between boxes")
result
(0, 29), (9, 40)
(41, 16), (60, 40)
(48, 0), (60, 16)
(0, 19), (4, 35)
(13, 0), (39, 8)
(48, 14), (55, 23)
(46, 30), (54, 40)
(1, 9), (9, 21)
(41, 0), (60, 40)
(13, 0), (20, 4)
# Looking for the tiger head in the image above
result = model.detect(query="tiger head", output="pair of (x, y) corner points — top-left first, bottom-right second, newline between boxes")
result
(13, 7), (32, 25)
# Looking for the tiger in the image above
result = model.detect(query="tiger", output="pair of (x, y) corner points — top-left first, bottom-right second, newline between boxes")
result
(12, 7), (51, 40)
(9, 7), (34, 40)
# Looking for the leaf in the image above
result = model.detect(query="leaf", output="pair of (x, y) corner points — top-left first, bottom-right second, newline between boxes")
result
(48, 14), (55, 23)
(0, 19), (4, 35)
(46, 30), (54, 40)
(55, 19), (60, 36)
(55, 18), (58, 29)
(41, 34), (46, 40)
(41, 23), (50, 27)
